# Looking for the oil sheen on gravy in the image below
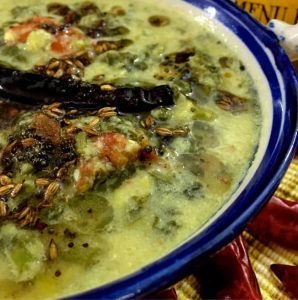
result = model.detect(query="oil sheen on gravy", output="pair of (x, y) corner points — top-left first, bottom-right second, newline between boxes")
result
(0, 0), (262, 298)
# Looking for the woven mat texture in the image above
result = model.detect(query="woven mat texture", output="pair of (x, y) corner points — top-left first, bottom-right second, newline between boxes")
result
(174, 157), (298, 300)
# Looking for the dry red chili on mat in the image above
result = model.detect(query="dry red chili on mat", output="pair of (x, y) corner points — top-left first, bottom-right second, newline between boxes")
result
(271, 264), (298, 298)
(247, 196), (298, 250)
(195, 236), (262, 299)
(145, 288), (177, 300)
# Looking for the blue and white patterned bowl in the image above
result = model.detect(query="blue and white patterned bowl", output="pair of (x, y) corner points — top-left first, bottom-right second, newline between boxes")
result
(74, 0), (298, 298)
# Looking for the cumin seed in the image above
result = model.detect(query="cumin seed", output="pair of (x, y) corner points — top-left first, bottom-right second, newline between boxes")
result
(46, 102), (62, 110)
(0, 202), (7, 217)
(17, 207), (31, 220)
(109, 5), (125, 16)
(53, 68), (65, 78)
(148, 15), (170, 27)
(66, 126), (81, 135)
(44, 181), (60, 202)
(100, 111), (117, 118)
(0, 175), (12, 186)
(11, 183), (23, 198)
(21, 138), (37, 147)
(65, 59), (74, 66)
(73, 59), (84, 69)
(63, 119), (73, 125)
(83, 126), (100, 136)
(155, 127), (173, 137)
(71, 74), (80, 81)
(0, 184), (14, 196)
(100, 84), (115, 91)
(48, 60), (61, 70)
(49, 239), (58, 260)
(172, 129), (188, 137)
(67, 109), (78, 115)
(36, 178), (51, 187)
(44, 109), (63, 119)
(87, 117), (100, 127)
(3, 140), (18, 154)
(29, 214), (39, 227)
(19, 217), (30, 228)
(56, 167), (67, 179)
(140, 115), (155, 129)
(51, 107), (65, 116)
(97, 107), (117, 118)
(46, 69), (55, 76)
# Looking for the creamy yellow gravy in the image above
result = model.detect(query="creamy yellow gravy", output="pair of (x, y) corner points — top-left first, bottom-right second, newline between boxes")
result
(0, 0), (261, 299)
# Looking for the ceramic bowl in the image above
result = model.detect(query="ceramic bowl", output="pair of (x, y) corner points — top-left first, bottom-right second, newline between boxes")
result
(74, 0), (298, 298)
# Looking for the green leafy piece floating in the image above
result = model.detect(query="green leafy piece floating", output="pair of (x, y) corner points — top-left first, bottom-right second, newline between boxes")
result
(0, 223), (46, 281)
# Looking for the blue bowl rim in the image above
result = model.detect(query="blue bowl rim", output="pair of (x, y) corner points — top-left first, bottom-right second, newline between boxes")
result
(72, 0), (298, 299)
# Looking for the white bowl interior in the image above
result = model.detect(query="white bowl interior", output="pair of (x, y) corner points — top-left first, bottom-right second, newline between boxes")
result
(156, 0), (279, 242)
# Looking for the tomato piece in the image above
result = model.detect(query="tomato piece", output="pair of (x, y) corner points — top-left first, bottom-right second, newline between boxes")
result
(8, 17), (58, 43)
(25, 16), (58, 25)
(97, 133), (140, 168)
(6, 16), (87, 54)
(31, 113), (61, 145)
(51, 28), (85, 54)
(139, 146), (158, 162)
(75, 160), (97, 193)
(51, 39), (65, 53)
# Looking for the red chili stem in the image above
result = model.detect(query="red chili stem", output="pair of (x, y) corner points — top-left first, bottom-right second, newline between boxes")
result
(195, 236), (262, 299)
(247, 196), (298, 250)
